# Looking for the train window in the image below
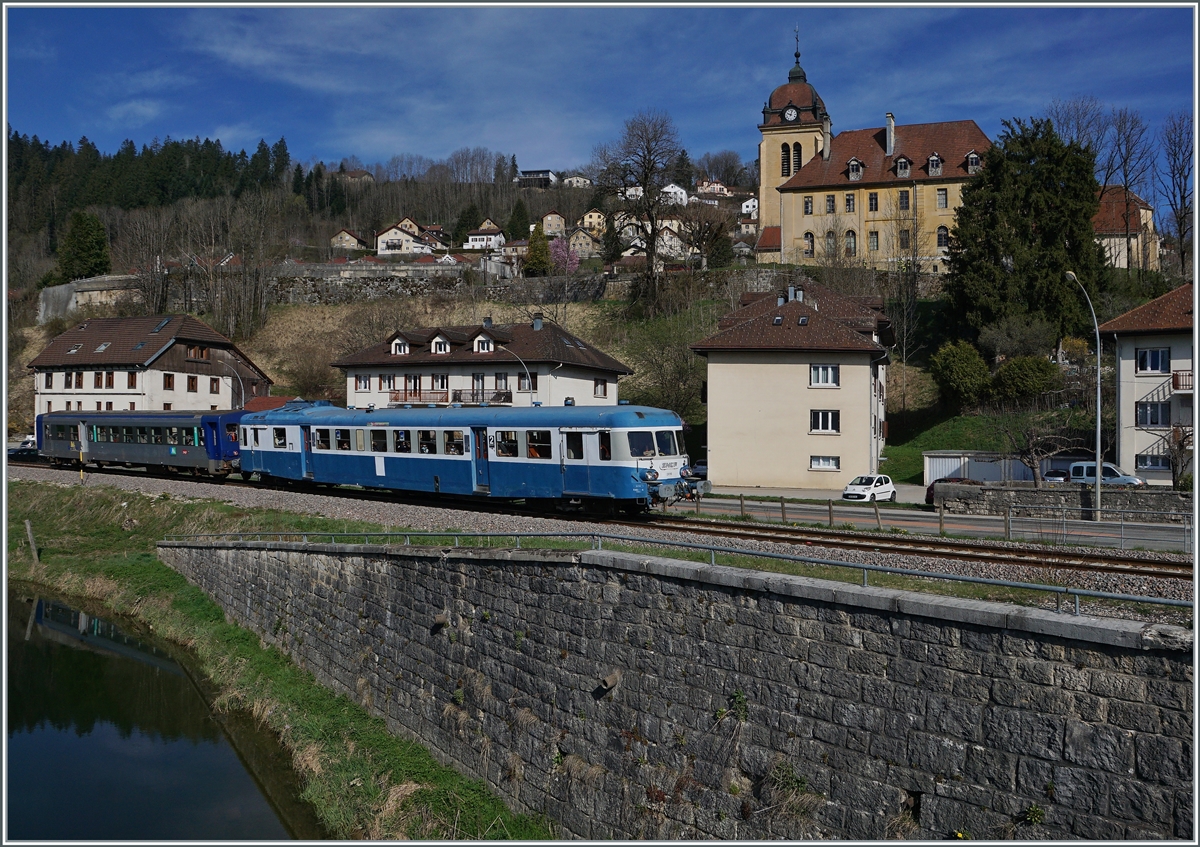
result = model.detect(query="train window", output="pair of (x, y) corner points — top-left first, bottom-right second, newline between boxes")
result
(565, 432), (583, 459)
(314, 429), (331, 450)
(392, 429), (410, 453)
(418, 430), (437, 454)
(197, 427), (206, 447)
(123, 426), (135, 444)
(598, 431), (612, 461)
(628, 431), (655, 457)
(166, 427), (181, 446)
(273, 428), (287, 449)
(96, 426), (109, 443)
(226, 424), (239, 443)
(152, 427), (164, 445)
(136, 427), (149, 444)
(68, 425), (78, 442)
(54, 425), (66, 440)
(335, 429), (351, 451)
(182, 428), (195, 447)
(444, 430), (465, 455)
(496, 431), (518, 457)
(370, 429), (387, 452)
(655, 431), (678, 456)
(526, 430), (552, 459)
(252, 428), (262, 447)
(355, 430), (365, 451)
(86, 426), (95, 442)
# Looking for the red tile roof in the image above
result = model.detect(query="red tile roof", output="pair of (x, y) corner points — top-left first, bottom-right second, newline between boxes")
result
(1092, 186), (1154, 235)
(691, 297), (884, 356)
(779, 120), (991, 191)
(331, 320), (632, 375)
(1098, 283), (1193, 335)
(755, 226), (781, 252)
(243, 395), (293, 412)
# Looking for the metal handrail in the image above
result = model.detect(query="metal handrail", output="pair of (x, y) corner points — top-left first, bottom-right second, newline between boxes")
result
(159, 530), (1192, 614)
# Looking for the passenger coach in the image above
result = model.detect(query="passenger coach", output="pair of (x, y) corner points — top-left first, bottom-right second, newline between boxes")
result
(36, 409), (247, 475)
(239, 401), (708, 509)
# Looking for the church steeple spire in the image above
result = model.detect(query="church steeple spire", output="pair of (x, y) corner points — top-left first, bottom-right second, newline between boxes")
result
(788, 25), (807, 83)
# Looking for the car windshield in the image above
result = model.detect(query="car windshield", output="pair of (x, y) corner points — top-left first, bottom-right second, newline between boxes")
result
(850, 476), (875, 486)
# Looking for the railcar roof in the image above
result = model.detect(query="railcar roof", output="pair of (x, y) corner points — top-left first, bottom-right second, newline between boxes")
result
(240, 402), (682, 428)
(37, 410), (246, 425)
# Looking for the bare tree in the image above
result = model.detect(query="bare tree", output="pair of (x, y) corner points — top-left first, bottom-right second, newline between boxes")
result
(695, 150), (745, 187)
(1110, 108), (1156, 280)
(988, 393), (1089, 488)
(591, 109), (683, 306)
(881, 188), (932, 411)
(1155, 110), (1193, 279)
(1046, 96), (1118, 200)
(676, 202), (733, 270)
(120, 205), (178, 314)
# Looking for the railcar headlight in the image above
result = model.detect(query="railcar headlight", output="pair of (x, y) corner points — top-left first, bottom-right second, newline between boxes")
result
(639, 468), (659, 481)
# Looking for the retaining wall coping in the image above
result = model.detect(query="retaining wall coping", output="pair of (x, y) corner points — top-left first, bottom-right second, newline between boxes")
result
(156, 539), (1191, 653)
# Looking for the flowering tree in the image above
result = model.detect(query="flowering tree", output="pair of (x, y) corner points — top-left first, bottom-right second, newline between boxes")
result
(549, 237), (580, 275)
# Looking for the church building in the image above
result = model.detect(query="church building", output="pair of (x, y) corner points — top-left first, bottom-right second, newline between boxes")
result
(755, 47), (991, 275)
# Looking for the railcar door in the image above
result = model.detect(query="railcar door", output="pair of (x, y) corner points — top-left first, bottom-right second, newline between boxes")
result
(300, 426), (313, 479)
(472, 427), (490, 492)
(560, 430), (591, 495)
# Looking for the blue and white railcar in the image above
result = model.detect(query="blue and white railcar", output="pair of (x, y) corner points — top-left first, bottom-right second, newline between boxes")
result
(239, 401), (709, 508)
(36, 409), (247, 475)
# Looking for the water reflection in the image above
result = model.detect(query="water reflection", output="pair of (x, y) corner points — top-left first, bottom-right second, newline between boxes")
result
(7, 587), (321, 840)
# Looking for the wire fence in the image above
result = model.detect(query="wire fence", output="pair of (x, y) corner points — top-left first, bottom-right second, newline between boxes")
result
(161, 529), (1192, 617)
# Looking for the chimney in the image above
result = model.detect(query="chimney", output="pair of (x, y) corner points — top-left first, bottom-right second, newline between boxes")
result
(822, 116), (831, 161)
(483, 315), (493, 328)
(533, 312), (543, 331)
(885, 113), (895, 156)
(787, 284), (796, 302)
(776, 290), (786, 307)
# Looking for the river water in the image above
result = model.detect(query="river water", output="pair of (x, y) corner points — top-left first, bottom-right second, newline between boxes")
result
(6, 584), (326, 840)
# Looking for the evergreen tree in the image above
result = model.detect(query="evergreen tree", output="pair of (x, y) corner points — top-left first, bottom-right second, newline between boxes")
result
(669, 149), (694, 188)
(509, 154), (518, 182)
(453, 203), (483, 247)
(524, 222), (552, 277)
(602, 214), (624, 264)
(506, 199), (531, 241)
(707, 234), (734, 269)
(945, 118), (1104, 339)
(292, 163), (305, 195)
(270, 137), (291, 186)
(56, 210), (111, 282)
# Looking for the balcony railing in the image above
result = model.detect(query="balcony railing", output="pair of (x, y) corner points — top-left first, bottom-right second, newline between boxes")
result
(1172, 370), (1193, 392)
(451, 389), (513, 405)
(388, 390), (449, 405)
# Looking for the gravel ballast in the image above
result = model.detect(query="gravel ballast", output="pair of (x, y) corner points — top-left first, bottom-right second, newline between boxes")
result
(10, 466), (1192, 626)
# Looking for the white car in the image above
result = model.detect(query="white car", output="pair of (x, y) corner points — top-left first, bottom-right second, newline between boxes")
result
(842, 474), (896, 502)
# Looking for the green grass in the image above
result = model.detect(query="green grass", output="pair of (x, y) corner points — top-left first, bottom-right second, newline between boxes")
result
(7, 480), (552, 841)
(881, 409), (1007, 485)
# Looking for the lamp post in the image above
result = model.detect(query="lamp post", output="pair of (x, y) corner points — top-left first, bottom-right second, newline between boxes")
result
(1066, 271), (1102, 518)
(218, 359), (245, 410)
(497, 344), (539, 406)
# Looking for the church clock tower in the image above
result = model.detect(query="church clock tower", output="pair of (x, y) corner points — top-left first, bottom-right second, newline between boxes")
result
(757, 37), (829, 229)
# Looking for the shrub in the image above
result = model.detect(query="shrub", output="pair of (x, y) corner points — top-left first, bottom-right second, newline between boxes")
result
(1176, 472), (1193, 492)
(992, 356), (1064, 400)
(929, 340), (991, 407)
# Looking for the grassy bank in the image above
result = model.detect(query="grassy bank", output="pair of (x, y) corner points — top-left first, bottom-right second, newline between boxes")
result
(6, 480), (553, 840)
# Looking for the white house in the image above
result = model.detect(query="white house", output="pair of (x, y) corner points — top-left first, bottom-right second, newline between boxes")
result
(330, 314), (633, 409)
(661, 183), (689, 205)
(696, 179), (732, 196)
(562, 175), (592, 188)
(27, 314), (272, 415)
(1099, 283), (1193, 486)
(466, 227), (506, 251)
(741, 197), (759, 219)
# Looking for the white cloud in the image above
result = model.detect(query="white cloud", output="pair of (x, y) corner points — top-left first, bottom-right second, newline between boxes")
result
(105, 99), (164, 128)
(211, 122), (267, 152)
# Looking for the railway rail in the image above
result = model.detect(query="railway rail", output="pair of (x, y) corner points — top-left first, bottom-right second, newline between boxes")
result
(12, 460), (1190, 582)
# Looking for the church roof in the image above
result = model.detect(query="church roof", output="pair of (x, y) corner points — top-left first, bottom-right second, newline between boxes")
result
(778, 120), (991, 191)
(760, 53), (827, 129)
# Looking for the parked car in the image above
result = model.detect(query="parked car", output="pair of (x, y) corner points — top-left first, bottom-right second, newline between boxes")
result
(925, 477), (983, 505)
(1042, 469), (1069, 483)
(842, 474), (895, 502)
(1068, 462), (1145, 486)
(19, 435), (36, 449)
(7, 445), (40, 462)
(689, 460), (708, 480)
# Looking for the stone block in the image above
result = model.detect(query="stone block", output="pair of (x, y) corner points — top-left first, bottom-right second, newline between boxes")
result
(1135, 735), (1191, 785)
(906, 731), (968, 776)
(1107, 776), (1173, 826)
(1146, 678), (1193, 712)
(926, 694), (985, 742)
(1063, 719), (1135, 774)
(1069, 811), (1125, 839)
(982, 707), (1064, 759)
(1088, 670), (1147, 702)
(1106, 700), (1162, 734)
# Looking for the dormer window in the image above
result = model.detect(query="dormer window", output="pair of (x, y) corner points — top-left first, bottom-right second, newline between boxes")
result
(66, 344), (82, 355)
(967, 151), (981, 174)
(94, 342), (111, 353)
(928, 154), (942, 176)
(433, 340), (449, 354)
(476, 337), (493, 353)
(848, 158), (862, 181)
(391, 340), (409, 356)
(896, 158), (911, 178)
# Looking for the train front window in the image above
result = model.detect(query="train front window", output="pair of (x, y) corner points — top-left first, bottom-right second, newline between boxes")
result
(418, 430), (437, 454)
(392, 429), (410, 453)
(496, 431), (518, 457)
(526, 430), (551, 459)
(370, 429), (387, 452)
(273, 428), (287, 448)
(315, 429), (331, 450)
(335, 429), (351, 451)
(628, 431), (655, 457)
(655, 431), (678, 456)
(565, 432), (583, 459)
(444, 430), (465, 455)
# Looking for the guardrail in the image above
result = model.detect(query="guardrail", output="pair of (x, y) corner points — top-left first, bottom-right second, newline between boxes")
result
(996, 504), (1193, 554)
(160, 530), (1192, 616)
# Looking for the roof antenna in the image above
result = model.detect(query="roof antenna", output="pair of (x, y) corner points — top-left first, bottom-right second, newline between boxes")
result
(794, 24), (800, 64)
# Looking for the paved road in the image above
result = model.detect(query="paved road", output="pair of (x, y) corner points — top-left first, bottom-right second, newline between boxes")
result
(670, 485), (1192, 554)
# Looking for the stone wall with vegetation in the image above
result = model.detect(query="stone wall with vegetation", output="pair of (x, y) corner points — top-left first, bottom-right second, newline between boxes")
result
(936, 483), (1193, 522)
(157, 540), (1193, 840)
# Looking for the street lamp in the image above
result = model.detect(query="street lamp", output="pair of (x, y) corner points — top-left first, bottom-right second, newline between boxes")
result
(497, 344), (540, 406)
(1066, 271), (1102, 518)
(218, 359), (245, 410)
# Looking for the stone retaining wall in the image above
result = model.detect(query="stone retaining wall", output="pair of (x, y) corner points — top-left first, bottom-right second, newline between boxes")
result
(936, 483), (1193, 523)
(157, 541), (1193, 840)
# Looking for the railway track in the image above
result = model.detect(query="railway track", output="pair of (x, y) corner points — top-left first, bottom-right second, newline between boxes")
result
(12, 461), (1190, 581)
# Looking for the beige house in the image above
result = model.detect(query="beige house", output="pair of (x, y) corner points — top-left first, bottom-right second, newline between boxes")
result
(692, 283), (891, 489)
(1094, 187), (1161, 272)
(331, 228), (369, 250)
(331, 314), (632, 409)
(376, 223), (424, 256)
(27, 315), (271, 415)
(1099, 283), (1193, 486)
(578, 208), (606, 234)
(541, 211), (566, 238)
(568, 227), (602, 259)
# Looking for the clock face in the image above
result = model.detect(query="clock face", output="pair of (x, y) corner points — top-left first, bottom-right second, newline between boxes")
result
(783, 106), (799, 122)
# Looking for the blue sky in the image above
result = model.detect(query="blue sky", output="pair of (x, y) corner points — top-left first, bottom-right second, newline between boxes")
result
(5, 5), (1195, 172)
